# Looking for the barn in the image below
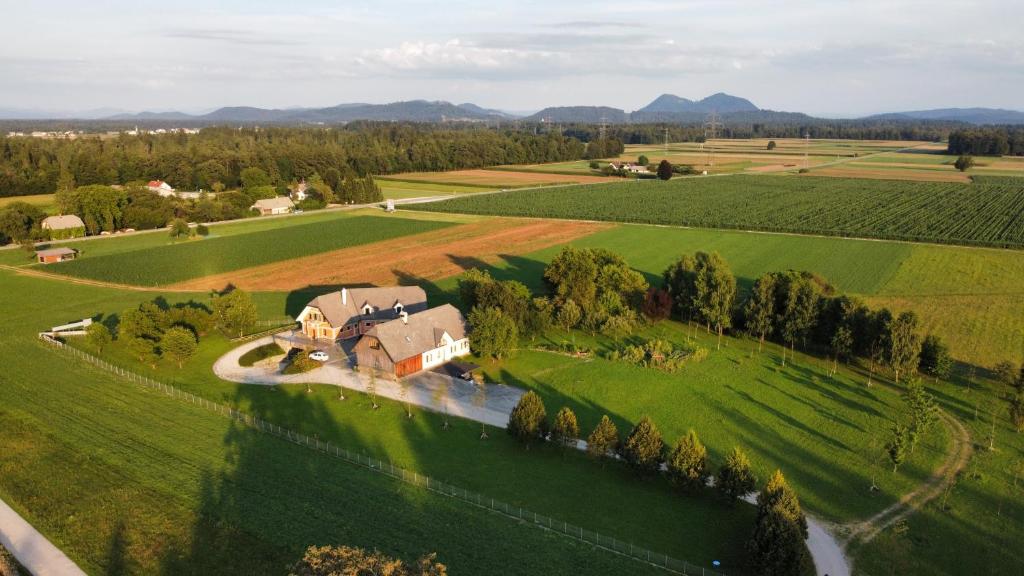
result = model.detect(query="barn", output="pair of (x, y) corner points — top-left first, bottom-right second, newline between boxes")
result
(353, 304), (470, 378)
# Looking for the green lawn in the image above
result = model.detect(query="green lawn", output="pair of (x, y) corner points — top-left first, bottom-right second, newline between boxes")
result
(1, 271), (754, 574)
(0, 193), (57, 213)
(43, 214), (454, 286)
(407, 175), (1024, 248)
(420, 222), (1023, 367)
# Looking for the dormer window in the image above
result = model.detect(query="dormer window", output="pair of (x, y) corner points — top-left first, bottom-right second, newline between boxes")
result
(394, 303), (403, 315)
(363, 304), (373, 315)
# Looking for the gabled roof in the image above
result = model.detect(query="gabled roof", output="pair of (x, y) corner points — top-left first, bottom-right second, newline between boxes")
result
(253, 196), (295, 210)
(364, 304), (467, 361)
(41, 215), (85, 230)
(35, 247), (77, 257)
(304, 286), (428, 327)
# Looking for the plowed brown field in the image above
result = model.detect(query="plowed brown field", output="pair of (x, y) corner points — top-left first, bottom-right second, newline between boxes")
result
(167, 218), (612, 291)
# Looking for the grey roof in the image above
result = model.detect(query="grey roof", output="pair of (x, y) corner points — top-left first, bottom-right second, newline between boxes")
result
(252, 196), (295, 210)
(41, 215), (85, 230)
(306, 286), (427, 327)
(36, 247), (77, 257)
(365, 304), (467, 361)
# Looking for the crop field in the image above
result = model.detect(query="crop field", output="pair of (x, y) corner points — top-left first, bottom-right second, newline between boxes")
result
(409, 174), (1024, 248)
(168, 217), (611, 291)
(44, 214), (455, 286)
(0, 274), (668, 576)
(379, 168), (610, 187)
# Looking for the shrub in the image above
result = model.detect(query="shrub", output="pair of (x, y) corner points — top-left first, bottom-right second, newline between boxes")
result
(667, 430), (708, 492)
(550, 406), (580, 448)
(586, 415), (619, 459)
(717, 447), (757, 502)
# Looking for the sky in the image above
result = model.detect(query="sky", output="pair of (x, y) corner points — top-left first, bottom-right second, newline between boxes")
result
(1, 0), (1021, 117)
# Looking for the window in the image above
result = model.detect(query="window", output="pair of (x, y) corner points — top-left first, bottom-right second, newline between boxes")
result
(369, 339), (380, 350)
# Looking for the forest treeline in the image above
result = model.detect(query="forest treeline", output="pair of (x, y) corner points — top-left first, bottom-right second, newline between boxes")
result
(947, 127), (1024, 156)
(0, 124), (586, 197)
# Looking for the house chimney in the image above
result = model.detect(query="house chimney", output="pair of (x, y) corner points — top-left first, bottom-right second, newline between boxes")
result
(400, 311), (409, 324)
(341, 287), (347, 305)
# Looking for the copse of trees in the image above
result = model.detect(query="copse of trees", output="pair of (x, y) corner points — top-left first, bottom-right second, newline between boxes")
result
(947, 126), (1024, 156)
(544, 246), (648, 335)
(662, 251), (737, 348)
(289, 545), (446, 576)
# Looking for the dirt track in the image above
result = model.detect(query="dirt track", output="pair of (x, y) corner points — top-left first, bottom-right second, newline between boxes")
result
(168, 218), (611, 291)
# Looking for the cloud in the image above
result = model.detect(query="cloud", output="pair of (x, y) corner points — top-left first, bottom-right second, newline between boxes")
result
(164, 29), (304, 46)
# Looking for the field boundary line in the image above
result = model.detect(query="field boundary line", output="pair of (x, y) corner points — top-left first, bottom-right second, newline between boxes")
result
(37, 334), (723, 576)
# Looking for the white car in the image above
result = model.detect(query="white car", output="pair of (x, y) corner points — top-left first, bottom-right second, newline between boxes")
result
(309, 351), (329, 362)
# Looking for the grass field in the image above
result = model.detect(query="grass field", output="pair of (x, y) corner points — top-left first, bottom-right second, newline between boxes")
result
(408, 174), (1024, 248)
(0, 276), (670, 576)
(377, 179), (495, 200)
(0, 193), (57, 213)
(40, 214), (455, 286)
(418, 222), (1022, 367)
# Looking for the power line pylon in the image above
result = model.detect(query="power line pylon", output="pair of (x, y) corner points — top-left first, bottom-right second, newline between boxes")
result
(703, 111), (722, 167)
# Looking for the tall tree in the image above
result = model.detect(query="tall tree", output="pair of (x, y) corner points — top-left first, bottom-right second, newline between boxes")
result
(666, 430), (708, 492)
(507, 390), (548, 446)
(620, 416), (664, 474)
(468, 306), (518, 359)
(744, 273), (776, 353)
(717, 447), (757, 502)
(887, 311), (923, 384)
(213, 289), (258, 338)
(160, 326), (197, 368)
(904, 380), (938, 452)
(586, 415), (619, 460)
(886, 423), (910, 472)
(663, 254), (698, 322)
(550, 406), (580, 448)
(918, 334), (953, 382)
(86, 322), (112, 354)
(830, 325), (853, 377)
(656, 159), (673, 180)
(776, 273), (820, 366)
(747, 471), (810, 576)
(694, 251), (736, 349)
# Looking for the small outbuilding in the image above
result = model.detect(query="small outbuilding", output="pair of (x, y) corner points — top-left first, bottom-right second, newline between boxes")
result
(252, 196), (295, 216)
(36, 247), (78, 264)
(41, 215), (86, 239)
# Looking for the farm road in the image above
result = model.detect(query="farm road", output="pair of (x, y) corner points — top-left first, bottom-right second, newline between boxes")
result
(0, 497), (85, 576)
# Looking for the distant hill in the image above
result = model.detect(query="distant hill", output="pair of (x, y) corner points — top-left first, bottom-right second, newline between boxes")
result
(523, 106), (629, 124)
(106, 100), (504, 124)
(638, 92), (758, 114)
(865, 108), (1024, 125)
(456, 103), (518, 119)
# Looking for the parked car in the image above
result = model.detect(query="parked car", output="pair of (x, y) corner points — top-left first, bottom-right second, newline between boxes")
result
(309, 350), (329, 362)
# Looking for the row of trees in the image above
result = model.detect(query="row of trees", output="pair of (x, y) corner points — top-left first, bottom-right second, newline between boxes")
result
(507, 392), (810, 575)
(0, 125), (586, 197)
(947, 127), (1024, 156)
(660, 251), (938, 385)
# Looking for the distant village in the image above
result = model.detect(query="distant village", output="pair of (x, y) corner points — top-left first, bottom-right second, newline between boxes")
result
(5, 127), (202, 139)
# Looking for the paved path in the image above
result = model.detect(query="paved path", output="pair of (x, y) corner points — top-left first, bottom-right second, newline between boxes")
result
(0, 497), (85, 576)
(213, 337), (523, 428)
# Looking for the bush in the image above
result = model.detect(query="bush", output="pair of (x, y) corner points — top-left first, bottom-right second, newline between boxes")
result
(195, 224), (209, 236)
(283, 350), (320, 374)
(239, 343), (284, 367)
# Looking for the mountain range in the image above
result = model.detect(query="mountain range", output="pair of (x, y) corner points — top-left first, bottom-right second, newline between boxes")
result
(2, 94), (1022, 125)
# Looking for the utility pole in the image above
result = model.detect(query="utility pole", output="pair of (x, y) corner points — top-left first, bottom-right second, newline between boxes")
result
(703, 111), (722, 168)
(598, 116), (609, 141)
(804, 131), (810, 169)
(664, 127), (669, 154)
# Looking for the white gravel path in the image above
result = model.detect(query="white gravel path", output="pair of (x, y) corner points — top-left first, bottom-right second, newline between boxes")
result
(0, 497), (85, 576)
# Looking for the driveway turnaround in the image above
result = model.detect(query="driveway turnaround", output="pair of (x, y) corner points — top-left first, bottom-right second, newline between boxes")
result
(214, 337), (524, 428)
(0, 497), (85, 576)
